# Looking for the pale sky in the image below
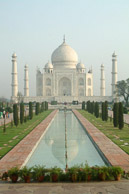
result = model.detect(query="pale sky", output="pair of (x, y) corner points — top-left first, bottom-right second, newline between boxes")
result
(0, 0), (129, 98)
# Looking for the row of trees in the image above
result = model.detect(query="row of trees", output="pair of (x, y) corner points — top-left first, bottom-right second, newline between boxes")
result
(113, 102), (124, 129)
(82, 101), (109, 122)
(13, 101), (48, 127)
(82, 100), (124, 130)
(82, 101), (99, 118)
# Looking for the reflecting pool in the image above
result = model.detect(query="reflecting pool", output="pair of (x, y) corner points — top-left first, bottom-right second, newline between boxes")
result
(26, 111), (106, 169)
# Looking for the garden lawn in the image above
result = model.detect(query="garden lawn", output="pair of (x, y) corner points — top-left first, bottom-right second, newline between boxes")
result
(0, 110), (52, 159)
(78, 110), (129, 155)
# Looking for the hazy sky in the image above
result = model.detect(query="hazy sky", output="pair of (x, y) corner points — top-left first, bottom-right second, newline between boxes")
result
(0, 0), (129, 98)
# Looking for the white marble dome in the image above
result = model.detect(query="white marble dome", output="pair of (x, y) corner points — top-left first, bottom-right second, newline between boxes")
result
(77, 62), (85, 69)
(45, 61), (53, 69)
(51, 40), (78, 69)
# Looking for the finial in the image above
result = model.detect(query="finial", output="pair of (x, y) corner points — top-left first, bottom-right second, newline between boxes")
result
(63, 35), (65, 43)
(112, 51), (117, 57)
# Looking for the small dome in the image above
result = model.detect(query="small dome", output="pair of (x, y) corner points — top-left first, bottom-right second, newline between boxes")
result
(25, 64), (28, 68)
(45, 62), (53, 69)
(12, 53), (17, 58)
(77, 62), (85, 69)
(51, 40), (78, 69)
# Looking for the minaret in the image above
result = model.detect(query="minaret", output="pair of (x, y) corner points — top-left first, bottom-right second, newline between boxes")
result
(24, 64), (29, 97)
(112, 52), (117, 97)
(100, 64), (105, 96)
(11, 53), (18, 97)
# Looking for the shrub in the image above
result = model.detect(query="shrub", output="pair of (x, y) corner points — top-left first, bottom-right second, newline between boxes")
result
(32, 165), (46, 182)
(51, 101), (57, 105)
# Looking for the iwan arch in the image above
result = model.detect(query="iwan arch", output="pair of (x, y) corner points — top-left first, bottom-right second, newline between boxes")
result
(11, 38), (117, 103)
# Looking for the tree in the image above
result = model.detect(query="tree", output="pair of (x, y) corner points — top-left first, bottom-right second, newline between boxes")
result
(41, 102), (45, 112)
(91, 102), (94, 114)
(116, 78), (129, 107)
(87, 101), (91, 113)
(102, 101), (108, 121)
(118, 102), (124, 129)
(93, 101), (95, 114)
(105, 101), (108, 121)
(82, 101), (85, 110)
(113, 103), (119, 127)
(43, 102), (45, 111)
(29, 102), (33, 119)
(45, 101), (48, 110)
(13, 104), (19, 126)
(102, 102), (105, 121)
(35, 102), (40, 115)
(20, 103), (24, 124)
(95, 102), (99, 118)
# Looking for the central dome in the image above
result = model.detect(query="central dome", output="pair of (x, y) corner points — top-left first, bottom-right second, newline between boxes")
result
(51, 40), (78, 69)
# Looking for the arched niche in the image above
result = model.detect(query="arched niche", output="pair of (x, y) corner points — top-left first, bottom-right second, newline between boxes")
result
(46, 78), (51, 86)
(88, 78), (91, 86)
(79, 88), (84, 96)
(88, 88), (91, 96)
(79, 78), (84, 86)
(58, 77), (71, 96)
(46, 88), (51, 96)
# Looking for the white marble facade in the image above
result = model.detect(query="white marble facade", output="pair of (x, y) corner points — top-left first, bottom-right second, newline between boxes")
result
(36, 39), (93, 100)
(11, 38), (117, 103)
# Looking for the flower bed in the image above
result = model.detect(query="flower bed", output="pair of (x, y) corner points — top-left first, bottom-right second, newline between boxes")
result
(0, 164), (127, 183)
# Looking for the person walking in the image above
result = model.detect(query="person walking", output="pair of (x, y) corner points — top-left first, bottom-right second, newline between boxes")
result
(3, 110), (6, 119)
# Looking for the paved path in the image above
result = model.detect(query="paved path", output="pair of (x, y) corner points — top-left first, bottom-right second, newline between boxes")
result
(73, 110), (129, 172)
(0, 113), (13, 126)
(0, 110), (30, 127)
(0, 110), (57, 173)
(0, 181), (129, 194)
(108, 110), (129, 124)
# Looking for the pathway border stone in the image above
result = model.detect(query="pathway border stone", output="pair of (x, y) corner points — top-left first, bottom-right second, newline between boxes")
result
(0, 181), (129, 194)
(73, 110), (129, 172)
(0, 110), (57, 173)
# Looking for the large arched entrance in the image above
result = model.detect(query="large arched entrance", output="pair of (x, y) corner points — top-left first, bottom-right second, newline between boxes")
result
(58, 77), (71, 96)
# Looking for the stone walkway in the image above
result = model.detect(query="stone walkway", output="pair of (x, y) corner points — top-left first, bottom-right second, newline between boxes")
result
(73, 110), (129, 172)
(0, 110), (57, 173)
(0, 180), (129, 194)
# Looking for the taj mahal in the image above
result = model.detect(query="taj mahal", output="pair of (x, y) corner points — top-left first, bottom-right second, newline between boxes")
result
(11, 38), (117, 103)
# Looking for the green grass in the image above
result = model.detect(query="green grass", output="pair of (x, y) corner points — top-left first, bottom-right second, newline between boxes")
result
(0, 110), (52, 159)
(78, 110), (129, 155)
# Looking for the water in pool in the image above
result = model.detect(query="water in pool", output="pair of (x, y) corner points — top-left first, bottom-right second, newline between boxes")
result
(26, 111), (106, 169)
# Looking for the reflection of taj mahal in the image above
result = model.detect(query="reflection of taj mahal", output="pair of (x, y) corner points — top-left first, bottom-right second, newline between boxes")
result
(11, 38), (117, 103)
